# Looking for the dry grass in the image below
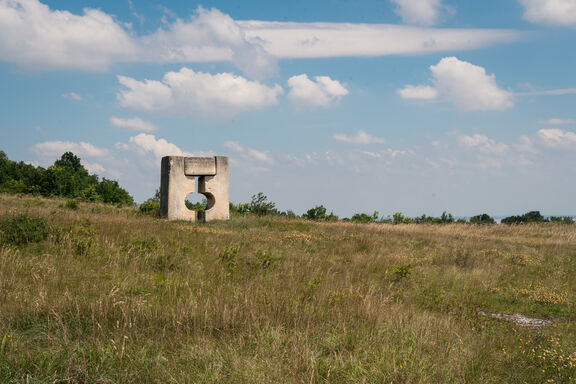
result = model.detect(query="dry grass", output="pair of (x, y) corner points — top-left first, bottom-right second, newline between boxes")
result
(1, 193), (575, 383)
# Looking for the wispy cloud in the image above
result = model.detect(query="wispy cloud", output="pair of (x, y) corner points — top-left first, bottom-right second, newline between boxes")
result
(516, 88), (576, 96)
(32, 141), (109, 158)
(458, 134), (509, 154)
(62, 92), (83, 101)
(539, 118), (576, 125)
(240, 21), (521, 59)
(397, 85), (438, 100)
(224, 141), (274, 165)
(333, 130), (386, 145)
(110, 116), (158, 132)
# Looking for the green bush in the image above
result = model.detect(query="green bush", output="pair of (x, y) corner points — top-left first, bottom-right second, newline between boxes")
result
(230, 202), (250, 216)
(303, 205), (338, 221)
(502, 211), (547, 224)
(549, 216), (575, 224)
(95, 178), (134, 206)
(469, 213), (495, 225)
(139, 199), (161, 216)
(279, 210), (299, 219)
(413, 212), (454, 224)
(63, 199), (79, 210)
(350, 211), (379, 223)
(0, 214), (50, 245)
(393, 264), (412, 280)
(392, 212), (412, 224)
(248, 192), (278, 216)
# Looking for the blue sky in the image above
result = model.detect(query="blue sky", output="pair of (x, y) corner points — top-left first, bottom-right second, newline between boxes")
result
(1, 0), (575, 217)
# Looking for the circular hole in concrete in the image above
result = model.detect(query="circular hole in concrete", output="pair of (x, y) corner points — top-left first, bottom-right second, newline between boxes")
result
(185, 193), (207, 211)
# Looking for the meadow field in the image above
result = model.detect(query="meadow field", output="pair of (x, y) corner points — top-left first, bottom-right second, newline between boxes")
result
(1, 193), (575, 383)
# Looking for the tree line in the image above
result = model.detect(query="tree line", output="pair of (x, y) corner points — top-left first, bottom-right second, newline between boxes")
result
(0, 150), (133, 205)
(227, 193), (574, 225)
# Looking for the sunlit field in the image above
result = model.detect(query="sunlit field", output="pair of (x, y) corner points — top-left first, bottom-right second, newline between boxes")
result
(1, 193), (575, 383)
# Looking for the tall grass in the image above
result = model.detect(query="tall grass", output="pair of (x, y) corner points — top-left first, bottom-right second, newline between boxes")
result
(1, 193), (575, 383)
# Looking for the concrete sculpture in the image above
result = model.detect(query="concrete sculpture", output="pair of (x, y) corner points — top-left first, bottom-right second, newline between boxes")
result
(160, 156), (229, 222)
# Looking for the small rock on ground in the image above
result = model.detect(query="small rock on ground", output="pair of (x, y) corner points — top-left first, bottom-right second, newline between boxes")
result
(478, 311), (553, 327)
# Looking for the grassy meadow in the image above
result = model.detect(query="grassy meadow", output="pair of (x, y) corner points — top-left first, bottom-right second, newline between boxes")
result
(1, 193), (576, 383)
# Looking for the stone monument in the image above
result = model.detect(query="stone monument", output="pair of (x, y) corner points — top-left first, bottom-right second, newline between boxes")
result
(160, 156), (229, 222)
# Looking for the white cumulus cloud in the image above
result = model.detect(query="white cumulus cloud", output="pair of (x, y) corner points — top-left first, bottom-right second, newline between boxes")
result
(0, 0), (135, 71)
(390, 0), (453, 26)
(515, 128), (576, 152)
(519, 0), (576, 26)
(458, 134), (509, 154)
(110, 116), (157, 132)
(116, 133), (192, 160)
(333, 130), (386, 145)
(537, 128), (576, 149)
(117, 68), (283, 118)
(287, 74), (348, 107)
(32, 141), (109, 158)
(399, 57), (514, 111)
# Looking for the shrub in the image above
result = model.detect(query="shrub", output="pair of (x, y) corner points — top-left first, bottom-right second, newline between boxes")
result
(303, 205), (338, 221)
(549, 216), (575, 224)
(95, 178), (134, 206)
(220, 245), (240, 272)
(393, 264), (412, 280)
(502, 211), (547, 224)
(248, 192), (278, 216)
(413, 212), (454, 224)
(63, 199), (79, 210)
(469, 213), (495, 225)
(440, 211), (455, 223)
(350, 211), (379, 223)
(392, 212), (412, 224)
(279, 210), (299, 219)
(230, 202), (250, 216)
(0, 214), (50, 245)
(70, 219), (96, 257)
(139, 199), (161, 216)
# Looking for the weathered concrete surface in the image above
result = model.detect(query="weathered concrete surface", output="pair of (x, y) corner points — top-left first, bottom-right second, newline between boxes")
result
(198, 156), (229, 222)
(160, 156), (229, 222)
(184, 157), (216, 176)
